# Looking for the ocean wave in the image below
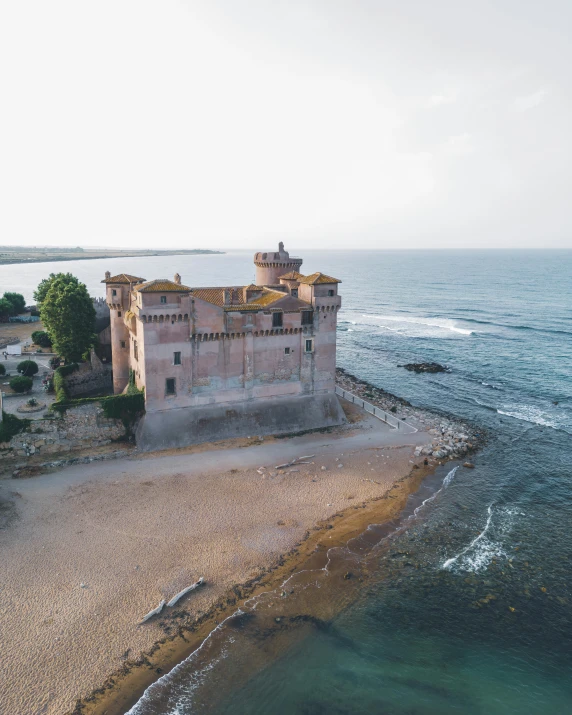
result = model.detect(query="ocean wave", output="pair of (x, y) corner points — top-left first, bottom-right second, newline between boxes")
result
(442, 505), (524, 573)
(460, 317), (572, 337)
(497, 404), (571, 432)
(361, 314), (474, 336)
(411, 466), (459, 518)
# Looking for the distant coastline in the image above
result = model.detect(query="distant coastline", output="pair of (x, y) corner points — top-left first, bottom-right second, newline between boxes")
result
(0, 248), (225, 266)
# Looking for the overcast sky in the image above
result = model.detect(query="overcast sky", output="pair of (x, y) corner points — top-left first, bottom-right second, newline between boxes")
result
(1, 1), (570, 250)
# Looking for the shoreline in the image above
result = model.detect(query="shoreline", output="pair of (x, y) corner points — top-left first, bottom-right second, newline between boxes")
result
(71, 459), (439, 715)
(0, 250), (224, 266)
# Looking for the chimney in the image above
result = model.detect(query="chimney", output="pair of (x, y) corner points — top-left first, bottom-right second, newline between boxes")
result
(105, 271), (111, 280)
(174, 273), (181, 285)
(223, 288), (231, 305)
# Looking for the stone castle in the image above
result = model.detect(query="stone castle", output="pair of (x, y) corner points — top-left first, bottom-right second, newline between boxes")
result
(103, 244), (345, 450)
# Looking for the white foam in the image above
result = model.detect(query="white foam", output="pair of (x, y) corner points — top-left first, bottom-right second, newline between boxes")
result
(442, 505), (524, 573)
(497, 404), (570, 432)
(361, 314), (474, 336)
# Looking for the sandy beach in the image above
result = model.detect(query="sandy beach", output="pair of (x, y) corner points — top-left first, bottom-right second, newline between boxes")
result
(0, 404), (429, 715)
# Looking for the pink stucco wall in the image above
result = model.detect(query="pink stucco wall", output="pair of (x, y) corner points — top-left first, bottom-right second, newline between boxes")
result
(104, 253), (341, 414)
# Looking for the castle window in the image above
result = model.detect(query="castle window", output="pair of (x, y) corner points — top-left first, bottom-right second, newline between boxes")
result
(160, 296), (167, 304)
(272, 312), (283, 328)
(117, 311), (122, 317)
(173, 351), (181, 365)
(112, 289), (117, 296)
(291, 288), (298, 298)
(328, 289), (335, 296)
(120, 340), (126, 349)
(165, 378), (176, 395)
(301, 310), (313, 325)
(305, 339), (313, 353)
(284, 347), (290, 355)
(134, 340), (138, 361)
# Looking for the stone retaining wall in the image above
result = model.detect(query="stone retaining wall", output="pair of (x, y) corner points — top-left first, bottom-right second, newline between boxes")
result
(7, 403), (126, 457)
(64, 351), (113, 397)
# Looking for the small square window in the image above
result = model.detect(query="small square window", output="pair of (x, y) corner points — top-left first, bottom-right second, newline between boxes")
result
(301, 310), (313, 325)
(160, 296), (167, 304)
(174, 351), (181, 365)
(284, 347), (290, 355)
(120, 340), (126, 349)
(291, 288), (298, 298)
(166, 378), (176, 395)
(328, 289), (334, 297)
(112, 289), (117, 296)
(117, 311), (122, 317)
(305, 339), (313, 353)
(272, 312), (283, 328)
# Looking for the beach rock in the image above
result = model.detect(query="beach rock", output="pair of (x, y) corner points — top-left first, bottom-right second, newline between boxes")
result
(463, 462), (475, 469)
(402, 362), (449, 374)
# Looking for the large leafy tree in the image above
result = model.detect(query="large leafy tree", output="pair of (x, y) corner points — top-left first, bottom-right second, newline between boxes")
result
(2, 292), (26, 315)
(40, 274), (95, 362)
(33, 273), (59, 308)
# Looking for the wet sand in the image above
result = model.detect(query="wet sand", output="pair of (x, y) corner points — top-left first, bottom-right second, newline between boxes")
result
(0, 405), (429, 715)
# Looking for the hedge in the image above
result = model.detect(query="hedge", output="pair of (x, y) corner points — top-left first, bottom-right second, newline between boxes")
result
(52, 363), (78, 402)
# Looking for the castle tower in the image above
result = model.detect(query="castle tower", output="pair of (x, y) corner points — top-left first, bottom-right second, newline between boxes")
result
(102, 272), (145, 394)
(254, 242), (303, 286)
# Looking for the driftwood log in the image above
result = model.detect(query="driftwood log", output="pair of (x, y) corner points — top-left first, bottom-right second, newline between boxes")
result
(167, 577), (205, 608)
(139, 599), (166, 624)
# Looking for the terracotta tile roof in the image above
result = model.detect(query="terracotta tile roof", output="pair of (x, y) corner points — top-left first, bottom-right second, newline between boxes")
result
(279, 271), (305, 281)
(191, 288), (225, 306)
(225, 290), (311, 312)
(298, 272), (341, 285)
(101, 273), (145, 284)
(134, 279), (191, 293)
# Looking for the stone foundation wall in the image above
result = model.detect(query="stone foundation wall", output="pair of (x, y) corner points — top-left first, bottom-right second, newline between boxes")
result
(65, 352), (113, 397)
(136, 392), (346, 452)
(8, 403), (126, 457)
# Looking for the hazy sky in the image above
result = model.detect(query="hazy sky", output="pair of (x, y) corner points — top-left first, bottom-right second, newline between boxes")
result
(1, 1), (570, 250)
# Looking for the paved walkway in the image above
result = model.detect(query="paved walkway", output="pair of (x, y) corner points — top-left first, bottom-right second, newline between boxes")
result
(1, 353), (55, 417)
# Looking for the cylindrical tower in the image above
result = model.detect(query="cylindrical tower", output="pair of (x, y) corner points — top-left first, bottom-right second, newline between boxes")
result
(102, 272), (145, 394)
(254, 242), (303, 285)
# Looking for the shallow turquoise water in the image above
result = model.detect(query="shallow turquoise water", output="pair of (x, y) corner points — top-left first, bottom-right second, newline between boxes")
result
(3, 250), (570, 713)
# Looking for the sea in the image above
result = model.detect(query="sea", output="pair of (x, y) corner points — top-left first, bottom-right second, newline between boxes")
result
(2, 249), (571, 714)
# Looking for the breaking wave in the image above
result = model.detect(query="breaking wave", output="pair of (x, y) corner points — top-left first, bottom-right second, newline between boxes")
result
(361, 314), (474, 336)
(442, 505), (524, 573)
(497, 404), (571, 433)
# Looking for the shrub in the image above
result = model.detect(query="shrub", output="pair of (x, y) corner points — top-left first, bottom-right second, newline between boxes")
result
(52, 363), (78, 402)
(17, 360), (39, 376)
(31, 330), (52, 348)
(27, 398), (38, 407)
(0, 411), (30, 442)
(9, 376), (33, 393)
(0, 364), (5, 376)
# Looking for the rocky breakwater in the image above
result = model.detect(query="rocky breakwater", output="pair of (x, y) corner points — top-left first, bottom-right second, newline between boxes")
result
(335, 367), (483, 462)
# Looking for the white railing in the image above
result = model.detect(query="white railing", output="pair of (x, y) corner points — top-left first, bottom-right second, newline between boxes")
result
(335, 386), (418, 433)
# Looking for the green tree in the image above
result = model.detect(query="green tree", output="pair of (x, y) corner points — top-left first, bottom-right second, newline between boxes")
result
(40, 274), (96, 363)
(0, 298), (13, 320)
(17, 360), (39, 376)
(31, 330), (52, 347)
(34, 273), (60, 308)
(10, 375), (33, 393)
(2, 292), (26, 314)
